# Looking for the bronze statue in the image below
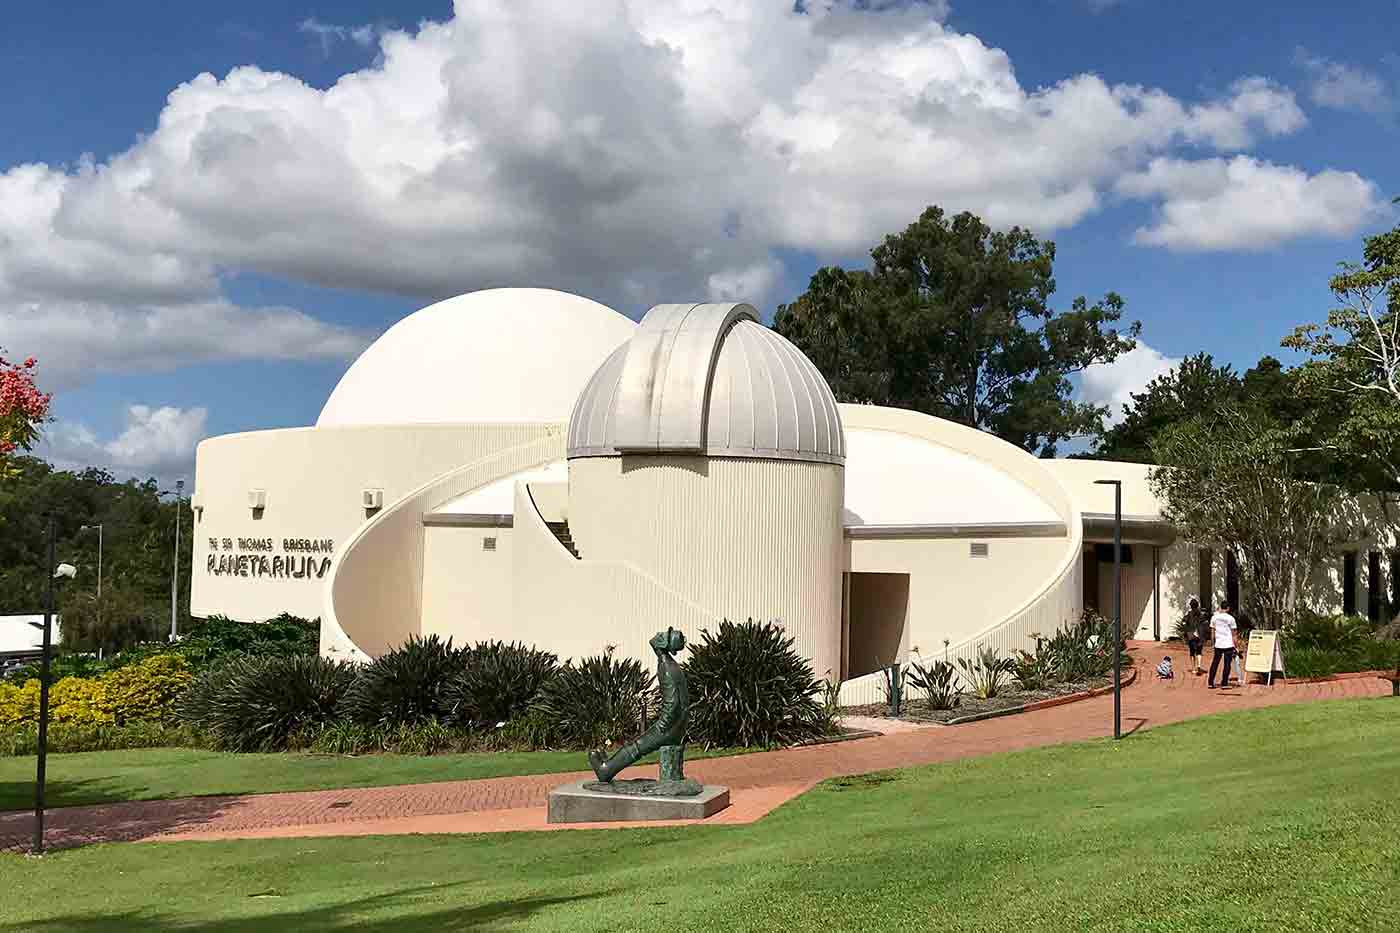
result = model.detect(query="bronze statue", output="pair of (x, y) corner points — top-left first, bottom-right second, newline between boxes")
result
(586, 627), (701, 797)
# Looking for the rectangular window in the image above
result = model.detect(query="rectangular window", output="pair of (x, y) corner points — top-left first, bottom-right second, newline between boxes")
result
(483, 537), (497, 552)
(1093, 543), (1133, 565)
(1368, 550), (1383, 623)
(1343, 551), (1358, 616)
(969, 542), (989, 558)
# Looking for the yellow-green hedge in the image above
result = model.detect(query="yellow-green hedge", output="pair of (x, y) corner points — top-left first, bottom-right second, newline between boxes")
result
(0, 654), (192, 725)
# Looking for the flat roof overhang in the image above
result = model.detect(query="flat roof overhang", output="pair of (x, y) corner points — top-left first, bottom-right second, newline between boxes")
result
(1081, 512), (1176, 546)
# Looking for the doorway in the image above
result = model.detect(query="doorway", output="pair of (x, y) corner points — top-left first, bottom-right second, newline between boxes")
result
(843, 572), (910, 679)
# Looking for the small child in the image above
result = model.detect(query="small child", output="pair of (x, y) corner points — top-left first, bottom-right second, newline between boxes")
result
(1156, 656), (1174, 679)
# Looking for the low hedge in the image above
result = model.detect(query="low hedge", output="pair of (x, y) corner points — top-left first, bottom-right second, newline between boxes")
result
(0, 720), (201, 757)
(1285, 641), (1400, 679)
(0, 655), (193, 726)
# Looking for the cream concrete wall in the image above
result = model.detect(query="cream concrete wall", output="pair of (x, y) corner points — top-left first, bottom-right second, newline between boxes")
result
(325, 429), (564, 658)
(567, 455), (846, 680)
(420, 525), (515, 644)
(511, 481), (714, 666)
(190, 423), (553, 627)
(835, 405), (1084, 705)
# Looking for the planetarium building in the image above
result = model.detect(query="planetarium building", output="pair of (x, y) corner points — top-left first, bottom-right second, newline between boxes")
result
(192, 288), (1383, 701)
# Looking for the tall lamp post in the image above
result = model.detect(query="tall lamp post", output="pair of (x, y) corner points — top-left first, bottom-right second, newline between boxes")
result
(35, 518), (76, 855)
(1094, 479), (1123, 740)
(77, 523), (102, 642)
(161, 480), (185, 641)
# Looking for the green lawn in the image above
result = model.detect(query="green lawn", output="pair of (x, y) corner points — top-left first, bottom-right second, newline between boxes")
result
(0, 745), (749, 812)
(4, 698), (1399, 932)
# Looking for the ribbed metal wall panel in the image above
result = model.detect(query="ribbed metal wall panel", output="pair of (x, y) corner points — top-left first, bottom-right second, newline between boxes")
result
(567, 455), (845, 679)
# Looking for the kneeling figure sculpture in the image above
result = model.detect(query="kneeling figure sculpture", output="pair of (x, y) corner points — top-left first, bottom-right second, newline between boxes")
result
(586, 627), (702, 797)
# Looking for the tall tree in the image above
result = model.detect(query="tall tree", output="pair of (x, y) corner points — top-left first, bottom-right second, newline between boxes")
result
(1150, 407), (1351, 630)
(1285, 218), (1400, 530)
(1091, 353), (1240, 463)
(775, 206), (1139, 456)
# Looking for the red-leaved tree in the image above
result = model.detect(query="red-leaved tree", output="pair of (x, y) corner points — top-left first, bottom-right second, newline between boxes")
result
(1, 349), (51, 475)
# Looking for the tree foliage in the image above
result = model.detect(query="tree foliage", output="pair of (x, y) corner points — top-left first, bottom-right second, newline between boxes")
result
(1285, 217), (1400, 531)
(774, 206), (1139, 456)
(1149, 407), (1353, 630)
(0, 456), (192, 646)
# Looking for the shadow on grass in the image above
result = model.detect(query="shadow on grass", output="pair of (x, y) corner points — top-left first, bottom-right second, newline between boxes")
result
(0, 782), (244, 854)
(0, 884), (610, 932)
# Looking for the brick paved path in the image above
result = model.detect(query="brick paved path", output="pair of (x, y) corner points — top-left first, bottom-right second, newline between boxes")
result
(2, 644), (1391, 851)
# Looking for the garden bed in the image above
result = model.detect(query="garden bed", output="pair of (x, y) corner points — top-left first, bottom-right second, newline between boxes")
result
(843, 669), (1134, 726)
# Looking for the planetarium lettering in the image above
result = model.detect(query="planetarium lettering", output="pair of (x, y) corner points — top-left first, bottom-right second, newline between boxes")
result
(205, 536), (334, 580)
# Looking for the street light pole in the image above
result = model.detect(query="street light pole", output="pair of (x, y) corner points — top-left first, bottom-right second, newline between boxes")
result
(34, 517), (57, 854)
(79, 523), (102, 646)
(170, 479), (183, 641)
(1094, 479), (1123, 740)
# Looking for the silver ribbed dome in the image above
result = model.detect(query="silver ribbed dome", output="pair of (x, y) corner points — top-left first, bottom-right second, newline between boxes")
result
(567, 302), (844, 464)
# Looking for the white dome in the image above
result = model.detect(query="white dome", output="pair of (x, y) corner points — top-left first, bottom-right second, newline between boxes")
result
(317, 289), (636, 428)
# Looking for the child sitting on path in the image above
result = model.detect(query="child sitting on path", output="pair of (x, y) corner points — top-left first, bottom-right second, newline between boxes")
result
(1156, 656), (1174, 679)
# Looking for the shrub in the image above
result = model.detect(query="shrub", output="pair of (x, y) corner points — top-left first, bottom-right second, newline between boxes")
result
(1287, 613), (1373, 653)
(0, 654), (191, 726)
(99, 654), (193, 724)
(956, 647), (1015, 699)
(530, 649), (654, 750)
(181, 654), (356, 752)
(338, 635), (468, 727)
(905, 659), (961, 710)
(1041, 613), (1118, 683)
(174, 614), (320, 670)
(684, 619), (831, 748)
(0, 721), (199, 757)
(443, 641), (559, 730)
(1010, 649), (1053, 692)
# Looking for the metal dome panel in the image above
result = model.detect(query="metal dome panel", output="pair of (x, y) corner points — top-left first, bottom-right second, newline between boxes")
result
(567, 302), (844, 464)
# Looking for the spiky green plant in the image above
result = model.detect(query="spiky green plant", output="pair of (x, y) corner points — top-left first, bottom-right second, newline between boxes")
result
(684, 618), (830, 748)
(337, 634), (468, 727)
(443, 641), (559, 730)
(179, 654), (356, 752)
(905, 659), (961, 709)
(528, 649), (654, 750)
(955, 646), (1015, 700)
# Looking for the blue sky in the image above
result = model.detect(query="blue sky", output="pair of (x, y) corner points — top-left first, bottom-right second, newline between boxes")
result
(3, 0), (1397, 481)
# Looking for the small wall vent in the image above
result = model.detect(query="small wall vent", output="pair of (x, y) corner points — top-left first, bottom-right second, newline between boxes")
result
(483, 537), (497, 552)
(969, 542), (989, 558)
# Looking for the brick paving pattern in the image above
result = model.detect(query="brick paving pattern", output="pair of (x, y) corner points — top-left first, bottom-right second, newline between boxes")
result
(2, 643), (1391, 851)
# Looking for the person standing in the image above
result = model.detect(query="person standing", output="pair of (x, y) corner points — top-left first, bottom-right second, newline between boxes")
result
(1207, 601), (1238, 689)
(1183, 598), (1208, 675)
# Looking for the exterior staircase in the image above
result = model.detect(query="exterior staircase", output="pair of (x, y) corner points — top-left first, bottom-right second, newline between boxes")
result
(546, 521), (580, 559)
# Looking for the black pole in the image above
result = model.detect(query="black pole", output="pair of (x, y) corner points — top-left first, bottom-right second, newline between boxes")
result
(1112, 483), (1122, 741)
(34, 515), (55, 855)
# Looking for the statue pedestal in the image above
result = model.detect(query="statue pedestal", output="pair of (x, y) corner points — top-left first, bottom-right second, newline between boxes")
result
(546, 781), (730, 824)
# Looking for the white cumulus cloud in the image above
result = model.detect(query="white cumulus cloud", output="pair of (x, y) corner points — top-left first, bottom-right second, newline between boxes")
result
(41, 405), (208, 486)
(1079, 342), (1181, 425)
(1119, 156), (1388, 251)
(1294, 48), (1392, 114)
(0, 0), (1362, 392)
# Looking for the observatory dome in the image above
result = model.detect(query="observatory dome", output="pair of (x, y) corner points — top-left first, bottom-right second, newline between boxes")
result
(567, 302), (844, 464)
